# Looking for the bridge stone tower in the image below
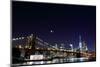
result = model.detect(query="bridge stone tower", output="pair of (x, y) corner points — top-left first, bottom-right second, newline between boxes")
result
(26, 34), (36, 56)
(30, 34), (36, 50)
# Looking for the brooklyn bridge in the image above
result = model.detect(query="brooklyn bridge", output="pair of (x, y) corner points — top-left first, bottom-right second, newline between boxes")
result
(12, 34), (96, 65)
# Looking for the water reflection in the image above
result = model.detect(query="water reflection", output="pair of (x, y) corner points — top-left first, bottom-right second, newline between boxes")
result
(26, 57), (89, 65)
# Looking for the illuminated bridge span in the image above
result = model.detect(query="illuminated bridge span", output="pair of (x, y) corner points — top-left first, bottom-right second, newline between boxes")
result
(13, 34), (54, 49)
(12, 34), (89, 60)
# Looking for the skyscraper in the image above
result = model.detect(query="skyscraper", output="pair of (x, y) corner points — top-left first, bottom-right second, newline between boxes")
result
(79, 35), (83, 52)
(82, 41), (88, 52)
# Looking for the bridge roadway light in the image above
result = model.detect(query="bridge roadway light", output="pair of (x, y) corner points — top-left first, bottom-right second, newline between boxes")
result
(12, 38), (16, 41)
(48, 48), (51, 50)
(21, 37), (24, 39)
(19, 37), (21, 40)
(16, 38), (18, 40)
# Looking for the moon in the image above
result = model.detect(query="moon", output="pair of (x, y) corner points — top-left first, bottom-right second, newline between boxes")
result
(50, 30), (54, 33)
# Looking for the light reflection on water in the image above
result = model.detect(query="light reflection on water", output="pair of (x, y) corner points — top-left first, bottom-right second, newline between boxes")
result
(26, 57), (89, 65)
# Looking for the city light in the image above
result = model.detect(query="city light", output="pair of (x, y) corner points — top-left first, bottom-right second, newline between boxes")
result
(12, 1), (96, 65)
(12, 34), (96, 65)
(22, 37), (24, 39)
(12, 38), (16, 41)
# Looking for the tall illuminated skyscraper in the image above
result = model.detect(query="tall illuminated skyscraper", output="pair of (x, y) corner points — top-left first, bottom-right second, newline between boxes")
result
(79, 35), (82, 52)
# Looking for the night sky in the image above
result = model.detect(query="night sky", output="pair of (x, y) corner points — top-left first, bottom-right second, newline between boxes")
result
(12, 1), (96, 51)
